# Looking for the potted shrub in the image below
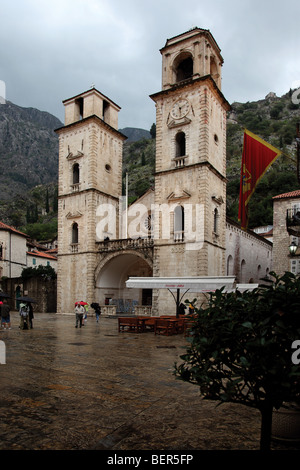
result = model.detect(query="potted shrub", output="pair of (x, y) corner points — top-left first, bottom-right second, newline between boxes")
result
(174, 272), (300, 451)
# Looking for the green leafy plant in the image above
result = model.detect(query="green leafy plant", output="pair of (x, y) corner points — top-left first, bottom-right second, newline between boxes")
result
(174, 272), (300, 450)
(21, 265), (57, 280)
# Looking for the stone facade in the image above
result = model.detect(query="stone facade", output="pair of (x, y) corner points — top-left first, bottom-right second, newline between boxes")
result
(149, 29), (229, 314)
(55, 28), (273, 315)
(273, 190), (300, 276)
(0, 222), (27, 278)
(55, 89), (127, 312)
(226, 218), (272, 282)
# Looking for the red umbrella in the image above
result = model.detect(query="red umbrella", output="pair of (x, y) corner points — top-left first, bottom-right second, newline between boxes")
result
(80, 301), (88, 306)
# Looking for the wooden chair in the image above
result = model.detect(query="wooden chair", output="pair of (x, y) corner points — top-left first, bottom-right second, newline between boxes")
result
(154, 319), (177, 336)
(184, 320), (195, 337)
(118, 317), (142, 333)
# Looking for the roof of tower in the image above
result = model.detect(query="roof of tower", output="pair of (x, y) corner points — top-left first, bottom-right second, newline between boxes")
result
(62, 87), (121, 111)
(160, 27), (223, 61)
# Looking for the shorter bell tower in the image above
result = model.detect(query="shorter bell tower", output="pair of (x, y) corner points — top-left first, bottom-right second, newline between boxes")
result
(55, 88), (126, 313)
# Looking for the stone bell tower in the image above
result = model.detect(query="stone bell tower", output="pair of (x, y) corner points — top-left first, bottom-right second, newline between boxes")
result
(150, 28), (230, 314)
(55, 87), (126, 313)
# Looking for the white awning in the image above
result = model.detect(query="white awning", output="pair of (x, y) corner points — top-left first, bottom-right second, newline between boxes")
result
(126, 276), (236, 293)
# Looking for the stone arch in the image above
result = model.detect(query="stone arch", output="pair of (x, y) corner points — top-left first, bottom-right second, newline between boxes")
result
(172, 51), (194, 83)
(72, 163), (80, 184)
(227, 254), (233, 276)
(175, 131), (186, 157)
(94, 251), (153, 310)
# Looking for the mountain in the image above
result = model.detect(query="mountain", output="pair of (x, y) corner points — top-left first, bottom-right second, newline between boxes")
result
(226, 90), (300, 226)
(0, 101), (62, 201)
(119, 127), (151, 142)
(0, 90), (299, 234)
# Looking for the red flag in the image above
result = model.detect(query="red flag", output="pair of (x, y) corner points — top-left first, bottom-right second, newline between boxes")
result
(238, 129), (281, 230)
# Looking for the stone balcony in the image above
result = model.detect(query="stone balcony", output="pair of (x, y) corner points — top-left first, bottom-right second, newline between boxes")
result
(286, 208), (300, 237)
(96, 237), (154, 255)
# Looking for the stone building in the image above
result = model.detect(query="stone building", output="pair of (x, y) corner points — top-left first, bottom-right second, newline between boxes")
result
(0, 221), (27, 278)
(55, 28), (272, 315)
(273, 189), (300, 276)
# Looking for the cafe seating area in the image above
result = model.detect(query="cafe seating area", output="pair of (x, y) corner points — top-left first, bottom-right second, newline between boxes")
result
(118, 315), (195, 336)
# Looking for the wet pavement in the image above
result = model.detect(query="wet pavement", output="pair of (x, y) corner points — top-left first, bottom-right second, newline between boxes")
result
(0, 311), (298, 456)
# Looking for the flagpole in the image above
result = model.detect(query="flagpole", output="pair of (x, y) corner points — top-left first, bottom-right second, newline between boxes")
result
(125, 172), (128, 239)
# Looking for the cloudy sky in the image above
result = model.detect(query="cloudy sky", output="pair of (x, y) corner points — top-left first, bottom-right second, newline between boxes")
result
(0, 0), (299, 130)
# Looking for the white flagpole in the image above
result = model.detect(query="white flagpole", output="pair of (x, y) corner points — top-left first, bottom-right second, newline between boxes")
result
(125, 172), (128, 239)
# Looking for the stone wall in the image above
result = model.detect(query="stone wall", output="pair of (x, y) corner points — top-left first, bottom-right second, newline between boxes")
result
(1, 276), (57, 313)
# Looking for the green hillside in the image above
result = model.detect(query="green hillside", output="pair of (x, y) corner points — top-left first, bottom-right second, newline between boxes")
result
(0, 89), (299, 240)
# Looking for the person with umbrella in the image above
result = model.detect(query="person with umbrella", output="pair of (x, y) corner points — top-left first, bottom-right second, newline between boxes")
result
(0, 298), (11, 330)
(17, 296), (36, 330)
(19, 303), (29, 330)
(74, 301), (85, 328)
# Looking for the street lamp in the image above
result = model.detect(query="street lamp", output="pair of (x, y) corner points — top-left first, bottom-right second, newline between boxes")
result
(289, 241), (297, 256)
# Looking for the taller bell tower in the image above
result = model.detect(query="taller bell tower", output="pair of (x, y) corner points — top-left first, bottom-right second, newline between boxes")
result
(150, 28), (230, 314)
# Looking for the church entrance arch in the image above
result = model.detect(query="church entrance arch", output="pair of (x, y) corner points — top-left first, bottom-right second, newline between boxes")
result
(95, 252), (153, 313)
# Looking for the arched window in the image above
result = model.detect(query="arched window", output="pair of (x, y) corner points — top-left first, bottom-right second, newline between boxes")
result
(176, 132), (186, 157)
(240, 259), (246, 283)
(213, 208), (219, 233)
(72, 223), (78, 244)
(174, 205), (184, 241)
(227, 255), (233, 276)
(73, 163), (80, 185)
(173, 53), (193, 83)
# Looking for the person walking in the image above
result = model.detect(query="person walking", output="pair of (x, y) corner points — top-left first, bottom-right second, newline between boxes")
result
(1, 299), (11, 329)
(19, 303), (29, 330)
(91, 302), (101, 322)
(75, 303), (85, 328)
(28, 302), (34, 329)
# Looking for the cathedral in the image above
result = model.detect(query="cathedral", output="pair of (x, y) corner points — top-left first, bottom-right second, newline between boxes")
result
(55, 28), (272, 315)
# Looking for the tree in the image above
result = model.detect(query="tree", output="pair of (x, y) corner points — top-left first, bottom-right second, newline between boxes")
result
(150, 123), (156, 139)
(21, 264), (56, 280)
(45, 188), (49, 213)
(174, 272), (300, 450)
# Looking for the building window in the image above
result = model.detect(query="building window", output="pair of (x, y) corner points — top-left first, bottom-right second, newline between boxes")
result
(33, 258), (36, 265)
(290, 258), (300, 274)
(176, 132), (186, 157)
(174, 53), (193, 83)
(73, 163), (80, 184)
(227, 255), (233, 275)
(75, 97), (84, 120)
(213, 208), (219, 234)
(174, 205), (184, 241)
(72, 223), (79, 244)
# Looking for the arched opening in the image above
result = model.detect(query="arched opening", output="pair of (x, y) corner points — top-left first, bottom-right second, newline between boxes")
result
(240, 259), (246, 283)
(173, 52), (193, 83)
(176, 132), (186, 157)
(75, 97), (84, 120)
(95, 253), (153, 313)
(213, 208), (219, 234)
(72, 222), (78, 244)
(227, 255), (233, 276)
(72, 163), (80, 184)
(174, 205), (184, 241)
(210, 57), (218, 80)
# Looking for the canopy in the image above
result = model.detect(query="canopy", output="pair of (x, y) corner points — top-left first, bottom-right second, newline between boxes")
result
(126, 277), (258, 317)
(126, 276), (236, 293)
